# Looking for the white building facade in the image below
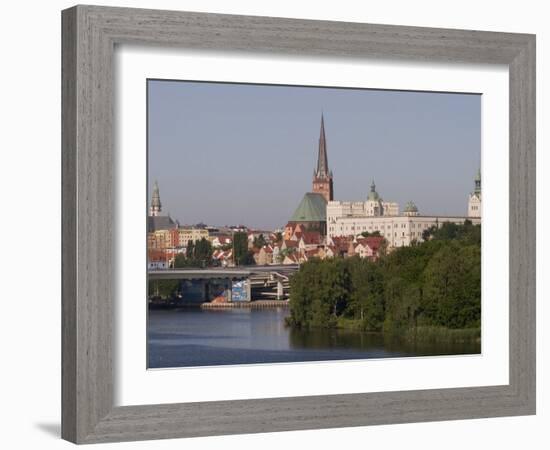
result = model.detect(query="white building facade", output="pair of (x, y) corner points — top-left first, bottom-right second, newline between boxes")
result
(468, 169), (482, 218)
(327, 176), (481, 248)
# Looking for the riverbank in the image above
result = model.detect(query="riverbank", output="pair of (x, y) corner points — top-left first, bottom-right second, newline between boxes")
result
(148, 299), (289, 310)
(335, 317), (480, 343)
(201, 300), (289, 309)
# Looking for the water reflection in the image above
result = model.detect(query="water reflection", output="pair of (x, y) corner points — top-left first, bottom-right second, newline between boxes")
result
(147, 308), (480, 368)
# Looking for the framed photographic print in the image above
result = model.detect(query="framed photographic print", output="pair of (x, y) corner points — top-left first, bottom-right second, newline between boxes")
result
(61, 5), (536, 444)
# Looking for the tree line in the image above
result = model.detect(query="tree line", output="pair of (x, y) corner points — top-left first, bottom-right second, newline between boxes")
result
(287, 221), (481, 333)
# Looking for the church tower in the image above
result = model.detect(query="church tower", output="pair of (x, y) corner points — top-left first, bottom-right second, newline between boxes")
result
(468, 169), (482, 218)
(149, 180), (162, 217)
(312, 114), (334, 202)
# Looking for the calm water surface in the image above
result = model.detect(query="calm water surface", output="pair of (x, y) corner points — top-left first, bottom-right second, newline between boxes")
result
(147, 308), (480, 368)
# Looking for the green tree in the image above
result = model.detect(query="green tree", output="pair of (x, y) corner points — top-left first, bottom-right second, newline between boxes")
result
(233, 232), (254, 266)
(253, 233), (267, 249)
(186, 240), (194, 258)
(422, 243), (481, 328)
(193, 237), (213, 267)
(287, 222), (480, 333)
(360, 230), (381, 238)
(148, 279), (180, 299)
(348, 258), (385, 330)
(173, 253), (187, 268)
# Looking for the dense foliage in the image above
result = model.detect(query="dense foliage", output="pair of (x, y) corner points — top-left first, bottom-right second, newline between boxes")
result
(148, 279), (179, 299)
(287, 222), (481, 333)
(173, 238), (213, 268)
(253, 233), (267, 249)
(233, 231), (255, 266)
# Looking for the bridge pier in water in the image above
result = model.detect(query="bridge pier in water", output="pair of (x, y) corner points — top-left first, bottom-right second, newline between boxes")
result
(148, 265), (298, 305)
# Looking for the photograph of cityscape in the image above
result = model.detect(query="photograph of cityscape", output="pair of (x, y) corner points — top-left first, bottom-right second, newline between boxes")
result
(147, 80), (482, 368)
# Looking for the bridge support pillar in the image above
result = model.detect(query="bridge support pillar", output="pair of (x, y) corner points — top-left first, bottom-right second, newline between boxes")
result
(225, 280), (232, 303)
(276, 280), (284, 300)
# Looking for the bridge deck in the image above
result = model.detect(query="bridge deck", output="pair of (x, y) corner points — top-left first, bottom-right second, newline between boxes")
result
(148, 265), (299, 280)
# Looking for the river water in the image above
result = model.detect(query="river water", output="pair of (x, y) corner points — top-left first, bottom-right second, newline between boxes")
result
(147, 308), (480, 368)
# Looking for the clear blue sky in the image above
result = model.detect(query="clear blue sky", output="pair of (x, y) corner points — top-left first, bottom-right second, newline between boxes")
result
(148, 80), (480, 230)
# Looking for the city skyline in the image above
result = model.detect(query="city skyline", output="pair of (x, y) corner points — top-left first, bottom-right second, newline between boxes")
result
(148, 80), (481, 230)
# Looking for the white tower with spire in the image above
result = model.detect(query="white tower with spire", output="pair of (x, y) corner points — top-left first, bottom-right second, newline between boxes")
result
(468, 169), (482, 218)
(149, 180), (162, 217)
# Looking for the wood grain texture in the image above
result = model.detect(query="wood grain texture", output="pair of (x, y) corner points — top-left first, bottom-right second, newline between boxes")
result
(61, 5), (536, 444)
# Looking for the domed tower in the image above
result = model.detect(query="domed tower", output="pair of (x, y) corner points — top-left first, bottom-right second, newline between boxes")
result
(312, 114), (334, 202)
(365, 180), (384, 216)
(468, 169), (482, 218)
(404, 201), (419, 217)
(149, 180), (162, 217)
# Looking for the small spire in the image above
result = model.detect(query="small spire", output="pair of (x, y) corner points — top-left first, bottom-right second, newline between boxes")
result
(367, 180), (380, 201)
(315, 113), (329, 178)
(150, 180), (162, 216)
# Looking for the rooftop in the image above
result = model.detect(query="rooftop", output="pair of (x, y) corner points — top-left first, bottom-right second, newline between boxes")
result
(290, 192), (327, 222)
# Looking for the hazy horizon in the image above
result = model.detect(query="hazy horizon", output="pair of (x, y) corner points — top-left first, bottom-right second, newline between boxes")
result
(148, 80), (481, 230)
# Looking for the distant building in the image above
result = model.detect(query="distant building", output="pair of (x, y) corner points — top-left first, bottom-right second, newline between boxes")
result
(312, 114), (334, 202)
(327, 181), (399, 224)
(285, 115), (333, 238)
(147, 250), (169, 270)
(327, 174), (481, 248)
(352, 236), (386, 261)
(253, 246), (274, 266)
(285, 193), (328, 238)
(147, 181), (178, 232)
(211, 235), (232, 248)
(149, 180), (162, 216)
(468, 169), (482, 218)
(178, 228), (209, 246)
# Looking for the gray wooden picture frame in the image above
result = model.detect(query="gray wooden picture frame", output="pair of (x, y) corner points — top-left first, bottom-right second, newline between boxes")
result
(61, 5), (536, 444)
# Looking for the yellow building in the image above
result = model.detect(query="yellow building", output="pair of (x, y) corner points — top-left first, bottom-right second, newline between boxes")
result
(178, 228), (209, 246)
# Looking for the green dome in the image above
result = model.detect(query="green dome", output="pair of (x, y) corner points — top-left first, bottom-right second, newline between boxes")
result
(404, 201), (418, 212)
(367, 180), (380, 201)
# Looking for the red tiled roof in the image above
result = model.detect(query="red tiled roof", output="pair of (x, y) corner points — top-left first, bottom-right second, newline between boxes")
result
(363, 236), (385, 252)
(147, 250), (167, 262)
(284, 240), (299, 248)
(301, 231), (322, 245)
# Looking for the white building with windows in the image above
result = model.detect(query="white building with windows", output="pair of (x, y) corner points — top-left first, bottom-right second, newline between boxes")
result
(327, 181), (399, 219)
(327, 175), (481, 248)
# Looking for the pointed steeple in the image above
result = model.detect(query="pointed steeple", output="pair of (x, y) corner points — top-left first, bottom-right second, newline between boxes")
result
(311, 113), (334, 202)
(316, 114), (329, 178)
(150, 180), (162, 216)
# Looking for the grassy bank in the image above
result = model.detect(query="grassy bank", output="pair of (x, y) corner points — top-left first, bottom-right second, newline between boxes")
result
(401, 326), (480, 343)
(335, 317), (480, 343)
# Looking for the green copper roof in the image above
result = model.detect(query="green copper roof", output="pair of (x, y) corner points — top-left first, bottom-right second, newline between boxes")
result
(474, 169), (481, 194)
(404, 201), (418, 212)
(290, 192), (327, 222)
(367, 180), (380, 201)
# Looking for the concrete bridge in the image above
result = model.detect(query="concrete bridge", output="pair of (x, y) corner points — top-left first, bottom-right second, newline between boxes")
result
(148, 265), (299, 302)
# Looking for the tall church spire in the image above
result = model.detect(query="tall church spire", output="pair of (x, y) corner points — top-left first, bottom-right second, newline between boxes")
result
(316, 114), (329, 178)
(150, 180), (162, 217)
(312, 114), (334, 202)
